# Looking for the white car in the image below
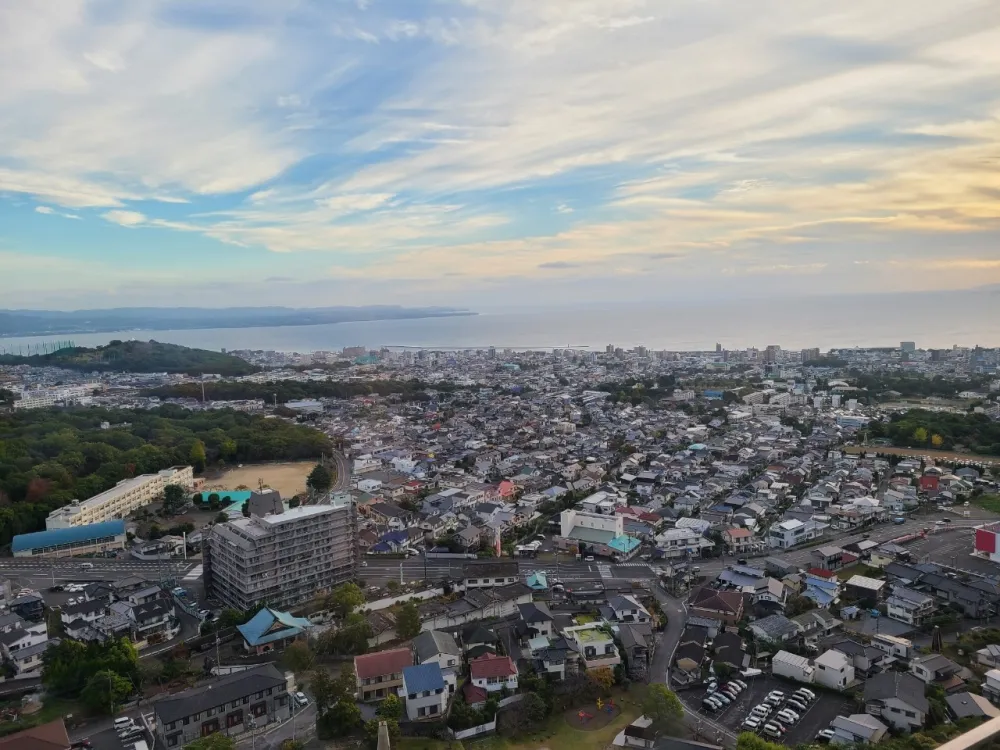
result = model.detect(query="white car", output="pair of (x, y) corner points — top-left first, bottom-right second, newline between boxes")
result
(294, 691), (309, 706)
(751, 706), (770, 718)
(787, 699), (808, 713)
(816, 729), (836, 742)
(585, 555), (595, 562)
(743, 718), (761, 730)
(777, 710), (799, 724)
(796, 688), (816, 701)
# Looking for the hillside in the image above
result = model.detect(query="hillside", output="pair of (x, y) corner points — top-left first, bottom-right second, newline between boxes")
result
(0, 340), (257, 376)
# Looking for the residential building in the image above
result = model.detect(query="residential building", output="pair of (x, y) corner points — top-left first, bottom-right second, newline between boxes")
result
(772, 651), (814, 683)
(688, 588), (744, 626)
(45, 466), (193, 529)
(412, 630), (462, 673)
(814, 649), (855, 690)
(886, 586), (936, 626)
(830, 715), (888, 746)
(768, 518), (820, 549)
(355, 647), (414, 702)
(400, 663), (452, 720)
(469, 653), (518, 692)
(723, 527), (753, 553)
(910, 653), (962, 686)
(0, 719), (71, 750)
(12, 520), (127, 558)
(154, 664), (290, 748)
(564, 624), (621, 671)
(462, 561), (519, 590)
(204, 500), (356, 611)
(945, 692), (1000, 720)
(518, 602), (555, 637)
(864, 672), (928, 731)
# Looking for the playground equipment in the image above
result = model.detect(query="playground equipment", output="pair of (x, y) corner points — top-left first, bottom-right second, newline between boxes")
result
(596, 698), (616, 714)
(578, 711), (593, 723)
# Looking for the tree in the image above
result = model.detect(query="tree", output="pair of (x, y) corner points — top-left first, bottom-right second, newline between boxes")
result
(327, 582), (365, 619)
(713, 661), (733, 680)
(522, 692), (548, 723)
(396, 602), (421, 640)
(386, 580), (401, 594)
(317, 700), (363, 739)
(214, 512), (228, 523)
(588, 666), (614, 694)
(282, 641), (315, 673)
(82, 669), (134, 714)
(736, 733), (785, 750)
(311, 665), (357, 714)
(289, 495), (302, 509)
(932, 433), (944, 447)
(162, 483), (187, 516)
(642, 684), (684, 732)
(208, 492), (221, 511)
(186, 735), (237, 750)
(242, 501), (251, 518)
(307, 464), (333, 494)
(378, 694), (403, 721)
(189, 439), (207, 472)
(785, 593), (815, 617)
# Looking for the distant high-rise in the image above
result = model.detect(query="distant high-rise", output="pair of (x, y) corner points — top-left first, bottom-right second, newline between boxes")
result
(606, 344), (615, 354)
(715, 343), (722, 353)
(900, 341), (916, 353)
(763, 345), (781, 363)
(801, 348), (821, 363)
(488, 346), (497, 359)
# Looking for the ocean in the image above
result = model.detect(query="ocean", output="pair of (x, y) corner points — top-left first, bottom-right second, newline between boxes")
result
(3, 290), (1000, 354)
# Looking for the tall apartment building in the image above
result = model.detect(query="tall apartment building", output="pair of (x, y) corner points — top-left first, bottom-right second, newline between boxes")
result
(13, 384), (99, 410)
(204, 497), (356, 612)
(45, 466), (194, 529)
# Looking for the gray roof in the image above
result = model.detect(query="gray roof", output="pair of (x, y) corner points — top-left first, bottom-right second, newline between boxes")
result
(946, 692), (1000, 719)
(154, 664), (286, 725)
(412, 630), (461, 662)
(864, 672), (929, 713)
(0, 613), (25, 631)
(751, 614), (798, 638)
(518, 602), (553, 624)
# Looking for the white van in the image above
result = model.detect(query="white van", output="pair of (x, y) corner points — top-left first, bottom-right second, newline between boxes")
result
(114, 717), (134, 730)
(80, 562), (94, 570)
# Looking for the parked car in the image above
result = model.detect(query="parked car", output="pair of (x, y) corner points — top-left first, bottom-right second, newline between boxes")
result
(711, 693), (731, 706)
(766, 691), (785, 700)
(777, 709), (799, 723)
(732, 679), (748, 690)
(787, 699), (808, 713)
(795, 688), (816, 701)
(585, 555), (595, 562)
(294, 691), (309, 706)
(702, 698), (719, 711)
(762, 727), (782, 739)
(764, 722), (786, 735)
(816, 730), (836, 742)
(743, 718), (761, 730)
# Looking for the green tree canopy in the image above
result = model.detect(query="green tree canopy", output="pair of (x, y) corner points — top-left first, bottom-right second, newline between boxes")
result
(282, 641), (315, 673)
(307, 464), (333, 494)
(82, 669), (134, 715)
(642, 684), (684, 732)
(327, 582), (365, 619)
(396, 602), (421, 640)
(185, 734), (238, 750)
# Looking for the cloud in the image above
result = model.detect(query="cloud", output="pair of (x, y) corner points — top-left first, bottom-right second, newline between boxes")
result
(103, 210), (148, 227)
(1, 0), (1000, 305)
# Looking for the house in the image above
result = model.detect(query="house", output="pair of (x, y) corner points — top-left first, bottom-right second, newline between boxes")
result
(237, 608), (313, 655)
(977, 644), (1000, 669)
(154, 664), (290, 748)
(530, 635), (575, 680)
(864, 672), (928, 731)
(712, 631), (747, 670)
(412, 630), (462, 674)
(750, 614), (799, 643)
(910, 653), (962, 687)
(9, 594), (44, 621)
(565, 624), (621, 671)
(772, 651), (814, 683)
(0, 719), (71, 750)
(399, 663), (452, 721)
(812, 546), (844, 571)
(605, 595), (651, 624)
(945, 692), (1000, 720)
(830, 639), (887, 676)
(463, 561), (519, 589)
(0, 618), (47, 660)
(469, 653), (518, 692)
(845, 575), (886, 602)
(688, 588), (744, 626)
(814, 649), (855, 690)
(9, 637), (58, 676)
(355, 647), (414, 702)
(830, 714), (889, 746)
(619, 624), (655, 680)
(724, 527), (753, 553)
(614, 715), (656, 749)
(518, 602), (555, 638)
(887, 586), (937, 626)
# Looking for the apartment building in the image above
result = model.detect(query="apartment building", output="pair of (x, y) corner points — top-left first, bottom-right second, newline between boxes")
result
(13, 384), (97, 410)
(154, 664), (290, 747)
(45, 466), (194, 529)
(205, 499), (356, 612)
(563, 624), (621, 671)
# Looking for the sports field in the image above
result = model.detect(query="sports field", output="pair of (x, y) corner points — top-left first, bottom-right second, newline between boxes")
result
(203, 461), (316, 497)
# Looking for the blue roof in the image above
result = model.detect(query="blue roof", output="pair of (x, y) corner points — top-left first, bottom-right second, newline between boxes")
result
(402, 663), (445, 694)
(237, 607), (312, 646)
(527, 571), (548, 590)
(380, 530), (408, 544)
(12, 520), (126, 553)
(609, 535), (641, 553)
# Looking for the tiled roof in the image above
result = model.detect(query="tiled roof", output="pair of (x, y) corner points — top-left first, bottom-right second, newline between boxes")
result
(470, 652), (517, 679)
(402, 663), (445, 694)
(355, 647), (413, 680)
(0, 719), (70, 750)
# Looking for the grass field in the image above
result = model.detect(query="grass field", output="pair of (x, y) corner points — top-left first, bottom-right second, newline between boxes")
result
(204, 461), (316, 497)
(464, 688), (643, 750)
(836, 564), (885, 581)
(972, 495), (1000, 514)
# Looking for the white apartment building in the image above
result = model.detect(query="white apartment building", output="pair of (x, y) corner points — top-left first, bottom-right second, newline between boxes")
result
(205, 499), (357, 611)
(560, 508), (623, 539)
(13, 384), (98, 410)
(46, 466), (194, 529)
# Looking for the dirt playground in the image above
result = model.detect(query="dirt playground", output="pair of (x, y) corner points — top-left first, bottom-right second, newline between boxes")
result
(202, 461), (317, 497)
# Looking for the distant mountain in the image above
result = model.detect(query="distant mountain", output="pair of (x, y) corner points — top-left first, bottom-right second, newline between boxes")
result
(0, 340), (258, 376)
(0, 305), (476, 338)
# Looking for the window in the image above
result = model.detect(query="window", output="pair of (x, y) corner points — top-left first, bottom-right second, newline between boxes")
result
(183, 717), (190, 726)
(201, 720), (220, 737)
(409, 693), (417, 700)
(252, 702), (267, 718)
(226, 710), (244, 728)
(194, 713), (201, 721)
(167, 733), (181, 747)
(167, 722), (176, 731)
(905, 711), (916, 718)
(428, 705), (438, 715)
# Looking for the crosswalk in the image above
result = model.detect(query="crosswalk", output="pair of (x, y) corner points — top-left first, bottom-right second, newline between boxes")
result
(598, 564), (613, 579)
(616, 562), (653, 568)
(182, 564), (204, 582)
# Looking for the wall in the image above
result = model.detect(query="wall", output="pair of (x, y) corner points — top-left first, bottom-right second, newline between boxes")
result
(449, 718), (497, 740)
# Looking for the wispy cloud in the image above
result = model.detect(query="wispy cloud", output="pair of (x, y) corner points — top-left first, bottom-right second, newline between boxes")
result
(0, 0), (999, 305)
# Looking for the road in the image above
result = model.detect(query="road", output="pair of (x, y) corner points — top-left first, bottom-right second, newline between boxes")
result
(331, 450), (350, 492)
(360, 557), (658, 586)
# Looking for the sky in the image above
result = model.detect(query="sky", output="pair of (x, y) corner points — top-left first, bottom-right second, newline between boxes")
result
(2, 0), (1000, 310)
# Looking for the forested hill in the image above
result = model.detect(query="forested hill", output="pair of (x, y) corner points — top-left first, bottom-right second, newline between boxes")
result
(0, 406), (331, 546)
(145, 378), (470, 402)
(0, 340), (257, 376)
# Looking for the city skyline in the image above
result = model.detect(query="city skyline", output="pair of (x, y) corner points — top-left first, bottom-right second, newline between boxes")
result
(2, 1), (1000, 309)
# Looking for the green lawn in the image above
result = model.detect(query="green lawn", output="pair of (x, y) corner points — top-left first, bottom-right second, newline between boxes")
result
(972, 495), (1000, 514)
(836, 564), (885, 581)
(465, 688), (643, 750)
(574, 615), (596, 625)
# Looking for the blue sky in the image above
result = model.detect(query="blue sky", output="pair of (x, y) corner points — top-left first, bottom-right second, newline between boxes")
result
(2, 0), (1000, 309)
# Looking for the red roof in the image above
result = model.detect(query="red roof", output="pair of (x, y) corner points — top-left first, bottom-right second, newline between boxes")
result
(354, 647), (413, 680)
(725, 528), (752, 539)
(807, 568), (837, 579)
(470, 653), (517, 679)
(463, 682), (489, 705)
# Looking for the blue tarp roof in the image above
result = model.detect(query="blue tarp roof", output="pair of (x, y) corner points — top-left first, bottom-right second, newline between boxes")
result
(527, 571), (548, 589)
(12, 520), (126, 553)
(402, 663), (445, 694)
(237, 607), (312, 646)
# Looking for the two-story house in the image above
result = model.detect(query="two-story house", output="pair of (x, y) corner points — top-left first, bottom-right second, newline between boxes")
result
(604, 595), (651, 624)
(469, 653), (518, 693)
(814, 649), (855, 691)
(564, 624), (621, 671)
(886, 586), (936, 626)
(9, 638), (58, 676)
(910, 654), (963, 687)
(463, 561), (519, 590)
(689, 588), (744, 626)
(0, 618), (48, 664)
(399, 663), (453, 720)
(518, 602), (555, 638)
(154, 664), (290, 747)
(355, 647), (414, 702)
(412, 630), (461, 681)
(864, 672), (928, 732)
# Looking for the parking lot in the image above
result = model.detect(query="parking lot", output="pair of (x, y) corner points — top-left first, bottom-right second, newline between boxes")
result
(682, 674), (855, 745)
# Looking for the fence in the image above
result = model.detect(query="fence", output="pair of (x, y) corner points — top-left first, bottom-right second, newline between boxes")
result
(448, 717), (497, 740)
(362, 588), (443, 613)
(424, 552), (479, 560)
